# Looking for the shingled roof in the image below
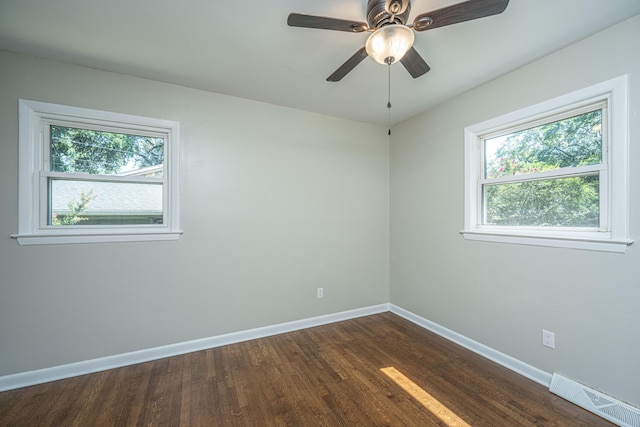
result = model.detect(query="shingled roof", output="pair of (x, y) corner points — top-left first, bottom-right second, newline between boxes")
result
(52, 180), (162, 215)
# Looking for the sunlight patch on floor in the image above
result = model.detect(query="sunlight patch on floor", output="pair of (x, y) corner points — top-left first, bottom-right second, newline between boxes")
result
(381, 367), (471, 427)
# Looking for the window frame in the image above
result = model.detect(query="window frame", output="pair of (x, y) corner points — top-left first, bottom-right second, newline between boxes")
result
(462, 76), (632, 253)
(13, 99), (181, 245)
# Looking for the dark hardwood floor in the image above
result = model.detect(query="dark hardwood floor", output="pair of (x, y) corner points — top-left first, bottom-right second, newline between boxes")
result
(0, 313), (613, 426)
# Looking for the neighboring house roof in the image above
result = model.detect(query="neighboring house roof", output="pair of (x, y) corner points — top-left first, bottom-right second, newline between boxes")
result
(116, 164), (163, 177)
(52, 180), (162, 215)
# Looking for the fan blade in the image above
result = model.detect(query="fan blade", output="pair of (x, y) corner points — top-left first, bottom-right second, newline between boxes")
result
(287, 13), (368, 33)
(413, 0), (509, 31)
(327, 47), (369, 82)
(400, 47), (431, 78)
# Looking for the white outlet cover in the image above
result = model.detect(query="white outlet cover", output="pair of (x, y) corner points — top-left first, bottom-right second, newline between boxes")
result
(542, 329), (555, 349)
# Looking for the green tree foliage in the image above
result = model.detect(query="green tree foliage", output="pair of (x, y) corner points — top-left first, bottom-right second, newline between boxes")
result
(52, 190), (96, 225)
(485, 177), (599, 227)
(484, 110), (602, 227)
(50, 126), (164, 175)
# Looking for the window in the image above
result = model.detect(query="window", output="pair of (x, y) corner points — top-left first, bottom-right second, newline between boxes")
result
(14, 100), (180, 245)
(463, 76), (631, 252)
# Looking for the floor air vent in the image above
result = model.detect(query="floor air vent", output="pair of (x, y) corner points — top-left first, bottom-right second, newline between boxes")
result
(549, 373), (640, 427)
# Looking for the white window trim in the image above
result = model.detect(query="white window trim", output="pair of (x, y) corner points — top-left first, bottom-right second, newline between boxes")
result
(462, 76), (632, 253)
(12, 99), (182, 245)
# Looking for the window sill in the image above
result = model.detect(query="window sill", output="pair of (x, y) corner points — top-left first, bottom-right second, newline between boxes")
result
(461, 230), (633, 253)
(10, 231), (183, 246)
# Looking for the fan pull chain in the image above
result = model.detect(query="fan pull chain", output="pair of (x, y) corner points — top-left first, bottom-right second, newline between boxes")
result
(387, 61), (392, 135)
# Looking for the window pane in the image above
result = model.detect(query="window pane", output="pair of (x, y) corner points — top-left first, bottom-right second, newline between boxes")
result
(50, 180), (163, 225)
(484, 175), (599, 227)
(484, 110), (602, 179)
(50, 125), (164, 176)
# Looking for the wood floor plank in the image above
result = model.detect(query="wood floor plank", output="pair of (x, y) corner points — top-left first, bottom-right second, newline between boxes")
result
(0, 313), (615, 426)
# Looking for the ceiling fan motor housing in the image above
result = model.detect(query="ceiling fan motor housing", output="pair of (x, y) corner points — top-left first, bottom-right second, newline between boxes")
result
(367, 0), (411, 28)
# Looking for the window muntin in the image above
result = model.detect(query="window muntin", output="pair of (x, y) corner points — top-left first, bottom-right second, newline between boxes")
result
(462, 76), (631, 252)
(15, 100), (180, 245)
(480, 106), (605, 230)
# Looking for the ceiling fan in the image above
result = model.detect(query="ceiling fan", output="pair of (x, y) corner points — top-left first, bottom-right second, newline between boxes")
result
(288, 0), (510, 82)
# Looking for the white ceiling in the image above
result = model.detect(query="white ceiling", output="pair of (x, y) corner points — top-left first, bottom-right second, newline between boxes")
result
(1, 0), (639, 125)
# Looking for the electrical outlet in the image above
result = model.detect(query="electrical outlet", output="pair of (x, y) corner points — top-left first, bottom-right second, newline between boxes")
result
(542, 329), (555, 349)
(317, 287), (324, 299)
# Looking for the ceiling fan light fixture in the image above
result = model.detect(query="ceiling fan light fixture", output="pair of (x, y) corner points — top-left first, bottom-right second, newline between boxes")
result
(365, 24), (415, 65)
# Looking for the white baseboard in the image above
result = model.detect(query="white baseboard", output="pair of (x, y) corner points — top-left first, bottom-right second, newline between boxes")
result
(0, 303), (390, 392)
(1, 303), (552, 393)
(389, 304), (552, 387)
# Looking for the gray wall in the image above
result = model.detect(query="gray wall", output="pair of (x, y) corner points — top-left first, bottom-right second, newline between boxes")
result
(391, 15), (640, 406)
(0, 51), (390, 375)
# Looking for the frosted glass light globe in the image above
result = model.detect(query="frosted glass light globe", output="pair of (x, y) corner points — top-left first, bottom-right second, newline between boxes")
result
(365, 25), (415, 65)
